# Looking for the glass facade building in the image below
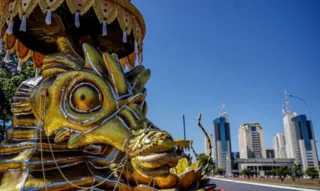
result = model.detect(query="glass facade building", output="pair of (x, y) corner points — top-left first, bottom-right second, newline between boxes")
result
(266, 149), (275, 159)
(291, 115), (319, 171)
(213, 115), (232, 176)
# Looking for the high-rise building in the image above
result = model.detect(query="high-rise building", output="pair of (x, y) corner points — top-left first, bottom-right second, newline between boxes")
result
(232, 152), (240, 161)
(231, 152), (240, 171)
(273, 133), (287, 159)
(266, 149), (275, 159)
(238, 123), (266, 159)
(282, 90), (299, 159)
(291, 115), (319, 171)
(204, 134), (213, 156)
(283, 113), (298, 159)
(213, 103), (232, 176)
(282, 91), (319, 171)
(212, 143), (216, 163)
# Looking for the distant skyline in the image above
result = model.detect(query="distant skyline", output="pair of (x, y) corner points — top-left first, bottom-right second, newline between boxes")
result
(134, 0), (320, 157)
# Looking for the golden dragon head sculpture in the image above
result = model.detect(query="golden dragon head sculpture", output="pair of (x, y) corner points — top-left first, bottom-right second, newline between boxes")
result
(0, 0), (216, 190)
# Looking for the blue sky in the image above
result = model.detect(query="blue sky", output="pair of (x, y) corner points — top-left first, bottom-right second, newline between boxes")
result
(133, 0), (320, 157)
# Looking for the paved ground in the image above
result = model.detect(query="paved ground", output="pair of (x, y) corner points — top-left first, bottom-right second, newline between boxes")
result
(212, 179), (303, 191)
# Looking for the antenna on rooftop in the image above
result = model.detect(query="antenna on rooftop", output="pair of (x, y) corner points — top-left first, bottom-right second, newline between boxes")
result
(222, 101), (225, 113)
(282, 105), (286, 116)
(220, 101), (227, 117)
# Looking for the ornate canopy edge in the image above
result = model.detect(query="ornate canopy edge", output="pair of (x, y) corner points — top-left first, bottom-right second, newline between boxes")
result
(175, 139), (191, 150)
(0, 0), (146, 70)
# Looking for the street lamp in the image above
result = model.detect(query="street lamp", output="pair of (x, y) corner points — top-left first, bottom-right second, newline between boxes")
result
(285, 93), (311, 119)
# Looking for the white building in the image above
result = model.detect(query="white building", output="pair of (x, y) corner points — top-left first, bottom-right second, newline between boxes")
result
(238, 123), (266, 159)
(282, 91), (319, 171)
(212, 143), (216, 163)
(283, 113), (298, 159)
(273, 133), (287, 159)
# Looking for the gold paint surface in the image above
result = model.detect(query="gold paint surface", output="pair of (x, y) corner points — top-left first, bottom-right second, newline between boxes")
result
(178, 170), (197, 189)
(0, 43), (206, 190)
(171, 158), (189, 176)
(0, 171), (28, 191)
(155, 173), (179, 189)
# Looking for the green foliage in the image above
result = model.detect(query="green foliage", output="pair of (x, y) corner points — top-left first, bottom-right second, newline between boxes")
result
(0, 56), (35, 130)
(291, 165), (304, 179)
(213, 168), (226, 176)
(198, 153), (214, 175)
(305, 167), (318, 180)
(272, 166), (289, 182)
(198, 153), (208, 167)
(241, 168), (253, 179)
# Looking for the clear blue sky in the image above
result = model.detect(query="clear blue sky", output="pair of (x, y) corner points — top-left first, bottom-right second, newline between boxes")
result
(134, 0), (320, 157)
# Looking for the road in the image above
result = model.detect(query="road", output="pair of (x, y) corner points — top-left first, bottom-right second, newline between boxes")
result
(212, 179), (304, 191)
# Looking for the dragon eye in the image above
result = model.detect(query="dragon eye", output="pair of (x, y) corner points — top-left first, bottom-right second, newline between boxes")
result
(70, 83), (102, 113)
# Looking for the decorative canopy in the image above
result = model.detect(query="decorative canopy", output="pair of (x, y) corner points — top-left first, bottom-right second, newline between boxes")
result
(0, 0), (146, 70)
(174, 139), (191, 151)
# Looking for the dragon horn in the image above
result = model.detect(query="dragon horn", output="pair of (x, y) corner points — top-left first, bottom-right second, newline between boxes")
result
(125, 66), (151, 94)
(131, 69), (151, 94)
(103, 53), (129, 97)
(125, 65), (145, 81)
(82, 43), (108, 78)
(142, 101), (148, 117)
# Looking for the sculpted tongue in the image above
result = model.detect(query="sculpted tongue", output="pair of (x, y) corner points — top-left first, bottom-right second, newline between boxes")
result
(135, 152), (178, 169)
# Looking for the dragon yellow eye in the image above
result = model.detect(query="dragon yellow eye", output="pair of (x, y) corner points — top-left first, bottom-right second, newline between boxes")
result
(70, 83), (102, 112)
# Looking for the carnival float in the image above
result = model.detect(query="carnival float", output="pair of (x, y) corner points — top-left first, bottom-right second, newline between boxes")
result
(0, 0), (217, 190)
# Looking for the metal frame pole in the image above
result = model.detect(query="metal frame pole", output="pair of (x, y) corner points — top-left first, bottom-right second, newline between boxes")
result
(183, 115), (186, 140)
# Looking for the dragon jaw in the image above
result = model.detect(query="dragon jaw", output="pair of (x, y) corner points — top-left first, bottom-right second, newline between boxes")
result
(30, 42), (179, 182)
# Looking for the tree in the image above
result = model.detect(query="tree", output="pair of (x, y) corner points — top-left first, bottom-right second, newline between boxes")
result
(241, 168), (253, 179)
(198, 153), (214, 175)
(213, 168), (226, 176)
(198, 153), (208, 167)
(273, 166), (289, 182)
(0, 52), (35, 136)
(305, 167), (318, 181)
(290, 165), (303, 182)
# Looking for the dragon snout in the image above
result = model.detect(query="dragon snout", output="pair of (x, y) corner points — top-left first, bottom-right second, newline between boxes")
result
(129, 130), (176, 157)
(129, 130), (179, 178)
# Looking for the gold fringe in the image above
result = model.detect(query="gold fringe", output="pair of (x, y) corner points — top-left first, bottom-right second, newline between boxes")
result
(6, 0), (20, 23)
(0, 0), (146, 63)
(18, 0), (38, 19)
(66, 0), (95, 15)
(0, 0), (145, 40)
(133, 17), (142, 44)
(38, 0), (65, 13)
(15, 40), (33, 63)
(117, 4), (132, 35)
(4, 34), (17, 53)
(93, 0), (118, 24)
(0, 0), (10, 17)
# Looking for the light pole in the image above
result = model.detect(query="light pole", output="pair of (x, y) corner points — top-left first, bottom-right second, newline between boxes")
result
(182, 115), (186, 140)
(285, 92), (311, 119)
